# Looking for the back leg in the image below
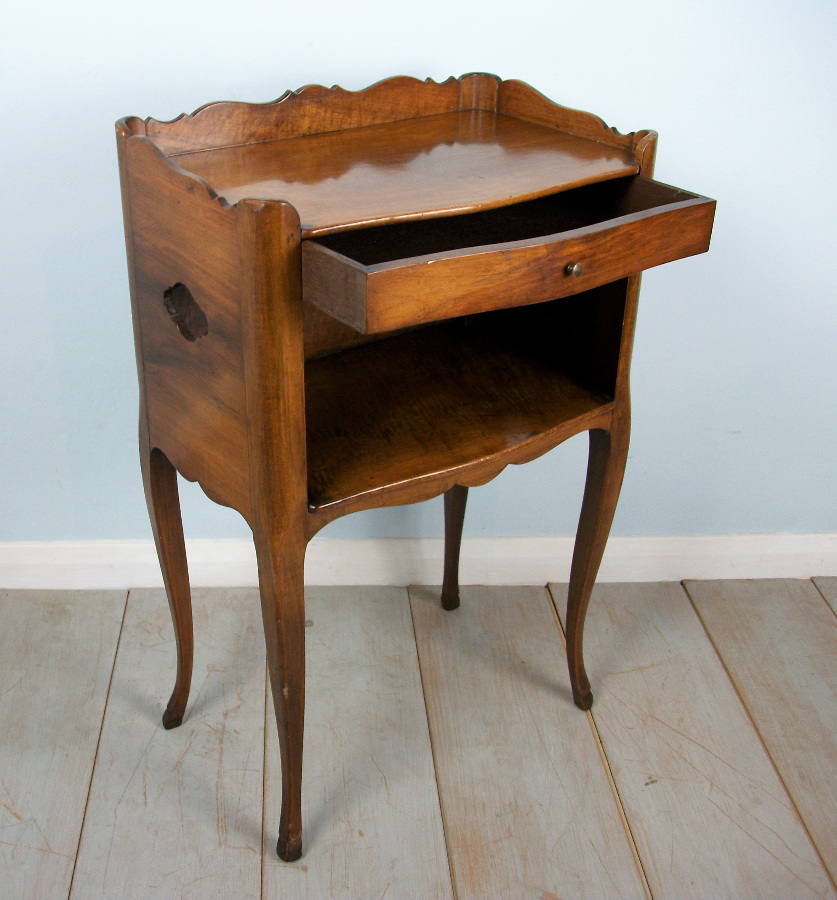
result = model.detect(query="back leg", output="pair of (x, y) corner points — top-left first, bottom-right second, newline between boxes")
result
(441, 485), (468, 611)
(140, 444), (194, 729)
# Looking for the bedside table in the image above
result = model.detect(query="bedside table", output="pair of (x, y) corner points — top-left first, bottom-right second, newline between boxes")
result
(116, 73), (715, 860)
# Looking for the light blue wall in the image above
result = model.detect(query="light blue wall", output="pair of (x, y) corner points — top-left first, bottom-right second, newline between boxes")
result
(1, 0), (835, 542)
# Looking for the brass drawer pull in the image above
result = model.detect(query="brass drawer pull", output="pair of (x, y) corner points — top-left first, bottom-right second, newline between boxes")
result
(566, 262), (584, 277)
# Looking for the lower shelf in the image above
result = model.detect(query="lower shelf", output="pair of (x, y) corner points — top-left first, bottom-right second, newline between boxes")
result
(305, 314), (613, 522)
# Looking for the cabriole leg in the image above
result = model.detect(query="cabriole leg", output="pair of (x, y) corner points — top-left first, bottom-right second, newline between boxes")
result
(140, 444), (193, 729)
(565, 423), (630, 710)
(254, 528), (306, 862)
(441, 485), (468, 611)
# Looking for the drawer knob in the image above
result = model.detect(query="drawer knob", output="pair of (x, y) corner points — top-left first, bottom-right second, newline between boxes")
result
(565, 262), (584, 277)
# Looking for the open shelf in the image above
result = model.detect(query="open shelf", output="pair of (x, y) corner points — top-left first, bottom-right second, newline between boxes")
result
(305, 308), (614, 517)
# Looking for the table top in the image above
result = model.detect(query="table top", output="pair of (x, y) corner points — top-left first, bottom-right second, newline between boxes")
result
(172, 110), (638, 237)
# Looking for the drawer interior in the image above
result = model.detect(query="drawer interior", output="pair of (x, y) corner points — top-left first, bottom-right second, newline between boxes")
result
(310, 176), (700, 265)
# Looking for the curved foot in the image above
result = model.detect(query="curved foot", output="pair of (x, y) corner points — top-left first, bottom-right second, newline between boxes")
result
(440, 589), (460, 611)
(162, 706), (184, 729)
(573, 688), (594, 711)
(277, 833), (302, 862)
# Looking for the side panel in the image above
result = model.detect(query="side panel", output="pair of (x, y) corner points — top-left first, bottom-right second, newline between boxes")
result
(123, 136), (251, 520)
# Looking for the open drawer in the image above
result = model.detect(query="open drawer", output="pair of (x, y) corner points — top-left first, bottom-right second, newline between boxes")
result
(302, 176), (715, 333)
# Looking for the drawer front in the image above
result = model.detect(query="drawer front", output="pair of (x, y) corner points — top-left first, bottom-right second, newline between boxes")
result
(303, 180), (715, 334)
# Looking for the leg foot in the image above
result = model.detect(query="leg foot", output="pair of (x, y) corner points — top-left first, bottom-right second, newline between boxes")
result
(277, 833), (303, 862)
(566, 424), (629, 709)
(162, 707), (183, 730)
(141, 444), (193, 729)
(573, 688), (594, 711)
(441, 485), (468, 611)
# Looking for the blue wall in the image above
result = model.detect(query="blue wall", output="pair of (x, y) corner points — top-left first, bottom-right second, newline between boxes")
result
(1, 0), (835, 541)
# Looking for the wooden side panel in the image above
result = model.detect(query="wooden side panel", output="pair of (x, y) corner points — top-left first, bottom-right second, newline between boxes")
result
(147, 76), (465, 156)
(498, 79), (638, 149)
(685, 579), (837, 886)
(71, 588), (265, 900)
(0, 590), (126, 900)
(124, 137), (250, 519)
(410, 585), (647, 900)
(262, 587), (453, 898)
(551, 582), (835, 899)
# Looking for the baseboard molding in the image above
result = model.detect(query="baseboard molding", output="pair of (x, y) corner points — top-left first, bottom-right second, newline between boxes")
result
(0, 534), (835, 590)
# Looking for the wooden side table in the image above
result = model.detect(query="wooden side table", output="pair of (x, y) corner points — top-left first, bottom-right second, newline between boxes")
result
(116, 74), (715, 860)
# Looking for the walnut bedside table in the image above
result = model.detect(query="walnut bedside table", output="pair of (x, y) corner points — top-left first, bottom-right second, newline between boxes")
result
(116, 73), (715, 860)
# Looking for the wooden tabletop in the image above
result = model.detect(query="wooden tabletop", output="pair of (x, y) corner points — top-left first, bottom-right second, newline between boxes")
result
(173, 110), (638, 237)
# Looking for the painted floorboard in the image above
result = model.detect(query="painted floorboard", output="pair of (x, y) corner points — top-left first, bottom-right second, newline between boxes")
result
(262, 586), (452, 900)
(70, 588), (265, 900)
(551, 581), (835, 899)
(410, 584), (646, 900)
(814, 577), (837, 617)
(686, 578), (837, 888)
(0, 590), (126, 900)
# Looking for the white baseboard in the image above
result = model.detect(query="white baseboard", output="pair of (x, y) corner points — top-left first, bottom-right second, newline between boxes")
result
(0, 534), (835, 590)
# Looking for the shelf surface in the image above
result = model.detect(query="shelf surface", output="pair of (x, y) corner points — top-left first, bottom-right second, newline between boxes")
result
(173, 110), (638, 237)
(305, 318), (612, 513)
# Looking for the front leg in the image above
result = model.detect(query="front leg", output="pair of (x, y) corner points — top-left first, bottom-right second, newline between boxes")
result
(255, 527), (307, 862)
(140, 439), (193, 729)
(565, 422), (630, 710)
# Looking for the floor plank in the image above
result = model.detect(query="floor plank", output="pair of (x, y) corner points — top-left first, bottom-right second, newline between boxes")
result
(410, 584), (646, 900)
(685, 578), (837, 888)
(814, 577), (837, 617)
(262, 586), (452, 900)
(0, 590), (126, 900)
(551, 581), (835, 899)
(70, 588), (265, 900)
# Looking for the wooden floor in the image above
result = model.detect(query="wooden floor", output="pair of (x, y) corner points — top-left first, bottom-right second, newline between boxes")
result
(1, 579), (835, 899)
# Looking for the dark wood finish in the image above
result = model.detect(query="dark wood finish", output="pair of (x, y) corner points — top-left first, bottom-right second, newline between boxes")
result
(303, 177), (715, 333)
(116, 74), (713, 860)
(442, 486), (468, 611)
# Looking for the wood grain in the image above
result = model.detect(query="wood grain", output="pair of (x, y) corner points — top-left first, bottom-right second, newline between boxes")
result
(410, 584), (646, 900)
(145, 75), (467, 156)
(237, 197), (309, 861)
(0, 590), (126, 900)
(123, 134), (251, 520)
(176, 110), (638, 237)
(814, 577), (837, 617)
(70, 588), (265, 900)
(305, 314), (613, 530)
(685, 578), (837, 887)
(303, 177), (714, 333)
(262, 587), (452, 898)
(498, 79), (656, 158)
(551, 581), (835, 899)
(117, 75), (714, 862)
